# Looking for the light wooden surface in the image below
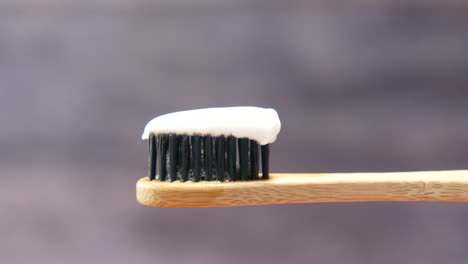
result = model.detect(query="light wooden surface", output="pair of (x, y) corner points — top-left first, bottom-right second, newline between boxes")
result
(136, 170), (468, 208)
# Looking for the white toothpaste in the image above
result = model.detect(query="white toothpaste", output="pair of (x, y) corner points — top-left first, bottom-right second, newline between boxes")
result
(141, 106), (281, 145)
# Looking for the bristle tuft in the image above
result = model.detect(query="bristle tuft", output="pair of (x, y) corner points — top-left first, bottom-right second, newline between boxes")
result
(239, 138), (249, 181)
(180, 136), (189, 182)
(192, 136), (201, 182)
(148, 133), (157, 180)
(250, 140), (259, 180)
(216, 136), (226, 181)
(169, 134), (178, 182)
(204, 136), (213, 181)
(227, 137), (237, 181)
(261, 144), (270, 179)
(158, 134), (168, 181)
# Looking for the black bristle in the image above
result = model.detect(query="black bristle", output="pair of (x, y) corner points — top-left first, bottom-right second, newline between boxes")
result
(250, 140), (259, 180)
(261, 144), (270, 179)
(180, 136), (189, 182)
(227, 136), (237, 181)
(169, 134), (178, 182)
(177, 136), (183, 168)
(216, 136), (226, 181)
(204, 136), (213, 181)
(148, 134), (157, 181)
(214, 137), (219, 156)
(192, 136), (201, 182)
(239, 138), (249, 181)
(150, 130), (271, 182)
(158, 134), (168, 181)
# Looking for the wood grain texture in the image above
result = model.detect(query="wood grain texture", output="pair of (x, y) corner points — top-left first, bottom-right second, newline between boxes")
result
(136, 170), (468, 208)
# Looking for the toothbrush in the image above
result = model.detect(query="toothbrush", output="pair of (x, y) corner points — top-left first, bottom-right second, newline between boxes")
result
(137, 107), (468, 208)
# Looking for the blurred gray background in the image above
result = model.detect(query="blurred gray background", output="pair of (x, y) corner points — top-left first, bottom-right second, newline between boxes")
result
(1, 1), (468, 263)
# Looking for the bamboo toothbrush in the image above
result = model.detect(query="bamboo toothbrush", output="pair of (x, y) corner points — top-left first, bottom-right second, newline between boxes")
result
(137, 107), (468, 208)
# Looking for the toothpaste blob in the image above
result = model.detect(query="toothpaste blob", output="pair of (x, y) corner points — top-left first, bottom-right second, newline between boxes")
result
(141, 107), (281, 145)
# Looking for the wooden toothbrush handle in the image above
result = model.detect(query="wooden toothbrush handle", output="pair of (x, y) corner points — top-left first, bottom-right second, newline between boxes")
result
(136, 170), (468, 208)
